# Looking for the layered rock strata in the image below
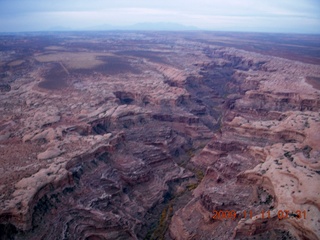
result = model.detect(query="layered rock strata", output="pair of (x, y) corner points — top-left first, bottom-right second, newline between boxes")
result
(170, 48), (320, 240)
(0, 33), (319, 240)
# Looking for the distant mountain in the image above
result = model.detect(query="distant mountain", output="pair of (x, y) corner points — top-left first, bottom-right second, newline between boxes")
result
(47, 26), (73, 31)
(85, 24), (117, 31)
(125, 22), (199, 31)
(86, 22), (200, 31)
(44, 22), (200, 32)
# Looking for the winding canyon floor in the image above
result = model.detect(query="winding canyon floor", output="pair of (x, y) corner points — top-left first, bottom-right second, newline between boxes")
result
(0, 31), (320, 240)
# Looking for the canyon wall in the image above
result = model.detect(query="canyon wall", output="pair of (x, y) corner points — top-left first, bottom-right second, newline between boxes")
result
(0, 33), (319, 239)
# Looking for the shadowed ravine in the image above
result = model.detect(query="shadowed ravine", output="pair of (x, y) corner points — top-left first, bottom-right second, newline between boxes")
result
(0, 32), (319, 240)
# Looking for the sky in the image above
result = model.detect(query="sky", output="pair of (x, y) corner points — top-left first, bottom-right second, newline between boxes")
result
(0, 0), (319, 33)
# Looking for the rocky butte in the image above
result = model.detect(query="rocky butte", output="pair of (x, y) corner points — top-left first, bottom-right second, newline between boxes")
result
(0, 32), (319, 240)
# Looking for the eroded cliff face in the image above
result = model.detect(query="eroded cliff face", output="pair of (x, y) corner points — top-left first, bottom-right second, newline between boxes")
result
(0, 33), (319, 240)
(170, 48), (320, 240)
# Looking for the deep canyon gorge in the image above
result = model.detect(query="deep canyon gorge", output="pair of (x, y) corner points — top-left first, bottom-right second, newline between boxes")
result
(0, 32), (319, 240)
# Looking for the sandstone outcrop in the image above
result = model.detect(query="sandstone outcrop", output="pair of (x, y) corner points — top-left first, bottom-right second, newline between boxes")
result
(0, 32), (319, 239)
(169, 48), (320, 240)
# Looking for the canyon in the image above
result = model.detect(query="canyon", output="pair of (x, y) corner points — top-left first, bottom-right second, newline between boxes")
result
(0, 32), (319, 240)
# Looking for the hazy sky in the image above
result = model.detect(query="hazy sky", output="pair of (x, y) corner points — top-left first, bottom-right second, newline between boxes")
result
(0, 0), (319, 33)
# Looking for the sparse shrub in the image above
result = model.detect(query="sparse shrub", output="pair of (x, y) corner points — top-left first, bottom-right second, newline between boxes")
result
(195, 169), (204, 181)
(284, 152), (294, 161)
(186, 149), (195, 158)
(187, 183), (198, 191)
(151, 203), (174, 240)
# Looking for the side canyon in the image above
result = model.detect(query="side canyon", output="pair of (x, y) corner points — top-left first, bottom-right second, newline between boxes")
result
(0, 32), (319, 240)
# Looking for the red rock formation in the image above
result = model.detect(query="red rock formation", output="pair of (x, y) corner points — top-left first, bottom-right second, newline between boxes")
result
(0, 33), (319, 240)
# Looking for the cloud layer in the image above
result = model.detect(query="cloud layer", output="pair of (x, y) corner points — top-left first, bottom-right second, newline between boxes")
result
(0, 0), (319, 33)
